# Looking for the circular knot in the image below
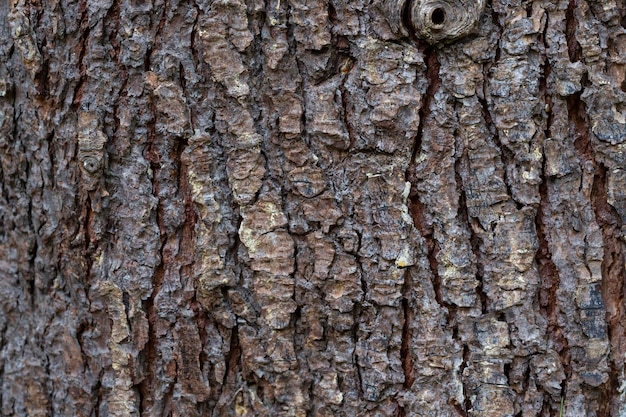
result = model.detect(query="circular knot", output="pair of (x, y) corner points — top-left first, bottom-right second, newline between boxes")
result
(408, 0), (485, 44)
(82, 155), (101, 174)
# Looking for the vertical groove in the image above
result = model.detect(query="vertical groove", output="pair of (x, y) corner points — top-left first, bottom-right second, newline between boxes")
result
(568, 90), (626, 416)
(406, 47), (443, 307)
(565, 0), (582, 62)
(454, 146), (486, 313)
(536, 176), (572, 383)
(591, 164), (625, 417)
(538, 26), (572, 412)
(400, 269), (414, 390)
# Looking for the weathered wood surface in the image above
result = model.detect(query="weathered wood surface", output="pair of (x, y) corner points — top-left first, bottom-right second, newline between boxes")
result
(0, 0), (625, 416)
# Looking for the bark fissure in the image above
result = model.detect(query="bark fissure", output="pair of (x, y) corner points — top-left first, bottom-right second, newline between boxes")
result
(568, 88), (625, 415)
(478, 94), (523, 210)
(137, 247), (167, 414)
(27, 198), (37, 305)
(400, 270), (414, 390)
(536, 175), (572, 387)
(137, 88), (169, 414)
(408, 195), (441, 302)
(189, 3), (200, 68)
(33, 56), (49, 99)
(339, 73), (356, 150)
(454, 141), (486, 314)
(591, 164), (626, 416)
(407, 47), (446, 310)
(461, 343), (471, 415)
(5, 1), (626, 415)
(353, 258), (366, 400)
(407, 46), (439, 170)
(222, 323), (242, 388)
(565, 0), (581, 63)
(537, 30), (573, 410)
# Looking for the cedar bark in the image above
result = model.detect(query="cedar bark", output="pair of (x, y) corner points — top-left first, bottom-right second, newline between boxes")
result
(1, 0), (625, 416)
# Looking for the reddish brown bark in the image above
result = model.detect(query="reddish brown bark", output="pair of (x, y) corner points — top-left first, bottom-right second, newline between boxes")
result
(1, 0), (625, 416)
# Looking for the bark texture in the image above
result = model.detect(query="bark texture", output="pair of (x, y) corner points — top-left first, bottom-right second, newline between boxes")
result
(0, 0), (625, 416)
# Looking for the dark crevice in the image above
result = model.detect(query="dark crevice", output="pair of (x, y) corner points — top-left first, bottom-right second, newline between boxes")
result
(400, 270), (414, 389)
(406, 47), (443, 306)
(408, 193), (441, 300)
(591, 164), (625, 417)
(454, 144), (487, 314)
(352, 291), (364, 400)
(105, 0), (121, 54)
(407, 47), (440, 172)
(137, 79), (167, 414)
(93, 377), (103, 417)
(525, 2), (533, 18)
(44, 130), (56, 189)
(536, 131), (572, 386)
(121, 290), (132, 333)
(478, 94), (523, 210)
(402, 0), (417, 42)
(137, 258), (165, 414)
(568, 91), (626, 416)
(327, 1), (337, 25)
(565, 0), (582, 62)
(222, 324), (242, 387)
(156, 0), (168, 41)
(451, 400), (467, 417)
(144, 0), (168, 73)
(26, 198), (37, 305)
(537, 45), (572, 390)
(339, 65), (356, 150)
(34, 57), (49, 98)
(504, 362), (512, 385)
(83, 188), (94, 251)
(461, 344), (471, 414)
(189, 3), (200, 70)
(540, 38), (553, 165)
(146, 8), (165, 81)
(449, 345), (468, 417)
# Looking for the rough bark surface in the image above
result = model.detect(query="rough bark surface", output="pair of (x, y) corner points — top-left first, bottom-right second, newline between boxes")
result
(0, 0), (625, 416)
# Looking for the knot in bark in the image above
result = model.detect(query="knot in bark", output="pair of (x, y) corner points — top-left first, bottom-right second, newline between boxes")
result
(382, 0), (485, 44)
(81, 155), (101, 174)
(408, 0), (485, 44)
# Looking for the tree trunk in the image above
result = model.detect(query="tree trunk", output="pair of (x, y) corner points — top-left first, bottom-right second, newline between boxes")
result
(1, 0), (625, 415)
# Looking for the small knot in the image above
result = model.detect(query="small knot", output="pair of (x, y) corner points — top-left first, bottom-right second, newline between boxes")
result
(82, 156), (101, 174)
(407, 0), (485, 44)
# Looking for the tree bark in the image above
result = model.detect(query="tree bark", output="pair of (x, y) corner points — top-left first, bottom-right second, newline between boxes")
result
(0, 0), (625, 416)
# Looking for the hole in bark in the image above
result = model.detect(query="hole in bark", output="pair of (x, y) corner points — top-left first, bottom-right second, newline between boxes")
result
(431, 8), (445, 26)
